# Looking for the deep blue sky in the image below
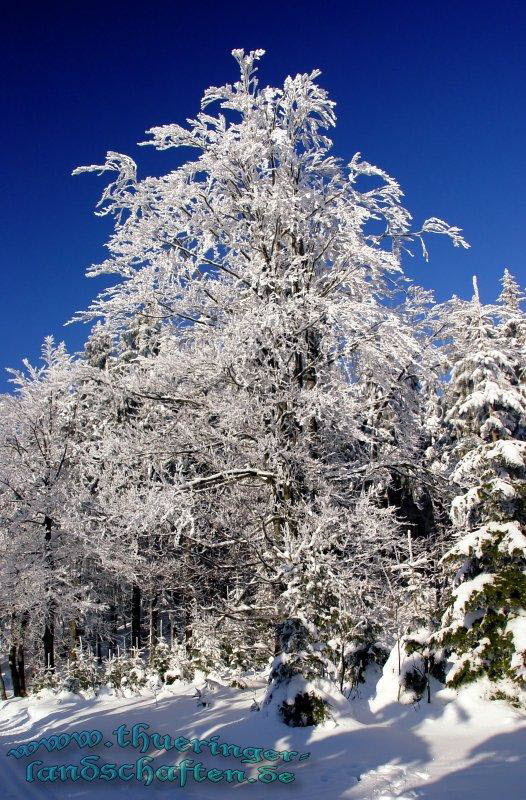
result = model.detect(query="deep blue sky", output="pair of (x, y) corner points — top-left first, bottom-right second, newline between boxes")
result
(1, 0), (525, 391)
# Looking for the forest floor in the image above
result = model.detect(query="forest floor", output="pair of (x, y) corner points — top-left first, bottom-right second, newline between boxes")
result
(1, 668), (526, 799)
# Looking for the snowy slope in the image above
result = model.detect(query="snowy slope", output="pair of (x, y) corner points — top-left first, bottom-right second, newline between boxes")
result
(1, 674), (525, 799)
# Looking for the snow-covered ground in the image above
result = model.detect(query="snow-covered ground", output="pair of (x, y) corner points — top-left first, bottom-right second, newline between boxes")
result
(1, 670), (525, 799)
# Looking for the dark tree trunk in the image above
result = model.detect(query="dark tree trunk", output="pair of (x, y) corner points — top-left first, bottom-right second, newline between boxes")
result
(16, 611), (28, 696)
(43, 515), (55, 670)
(0, 666), (7, 700)
(16, 645), (27, 697)
(8, 645), (21, 697)
(108, 602), (118, 655)
(131, 584), (142, 649)
(183, 588), (193, 648)
(149, 593), (159, 647)
(68, 619), (78, 660)
(43, 624), (55, 670)
(9, 611), (26, 697)
(96, 633), (103, 665)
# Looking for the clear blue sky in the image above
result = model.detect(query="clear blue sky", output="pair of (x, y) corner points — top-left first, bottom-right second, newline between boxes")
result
(1, 0), (524, 391)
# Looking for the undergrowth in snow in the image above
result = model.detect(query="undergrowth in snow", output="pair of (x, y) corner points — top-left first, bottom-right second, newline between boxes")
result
(2, 658), (526, 800)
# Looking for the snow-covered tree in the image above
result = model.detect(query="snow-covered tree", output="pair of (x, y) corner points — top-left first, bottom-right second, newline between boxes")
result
(498, 268), (526, 384)
(0, 339), (84, 680)
(71, 49), (467, 722)
(72, 319), (196, 656)
(431, 276), (526, 687)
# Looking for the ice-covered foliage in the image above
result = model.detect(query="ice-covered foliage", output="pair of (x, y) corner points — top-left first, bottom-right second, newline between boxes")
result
(67, 49), (469, 719)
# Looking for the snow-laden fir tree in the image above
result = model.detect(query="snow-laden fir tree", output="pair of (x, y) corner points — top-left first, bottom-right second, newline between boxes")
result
(431, 274), (526, 687)
(72, 49), (468, 722)
(498, 268), (526, 385)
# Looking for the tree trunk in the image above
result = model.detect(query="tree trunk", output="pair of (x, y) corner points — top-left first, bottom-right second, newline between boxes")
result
(43, 624), (55, 670)
(339, 641), (346, 695)
(16, 645), (27, 697)
(8, 645), (21, 697)
(183, 589), (193, 650)
(96, 633), (103, 665)
(0, 666), (7, 701)
(131, 584), (142, 649)
(15, 611), (28, 696)
(108, 601), (118, 655)
(263, 288), (329, 725)
(43, 515), (55, 670)
(149, 592), (159, 647)
(69, 619), (78, 660)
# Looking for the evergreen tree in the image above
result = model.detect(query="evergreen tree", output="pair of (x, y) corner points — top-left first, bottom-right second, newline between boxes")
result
(432, 276), (526, 687)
